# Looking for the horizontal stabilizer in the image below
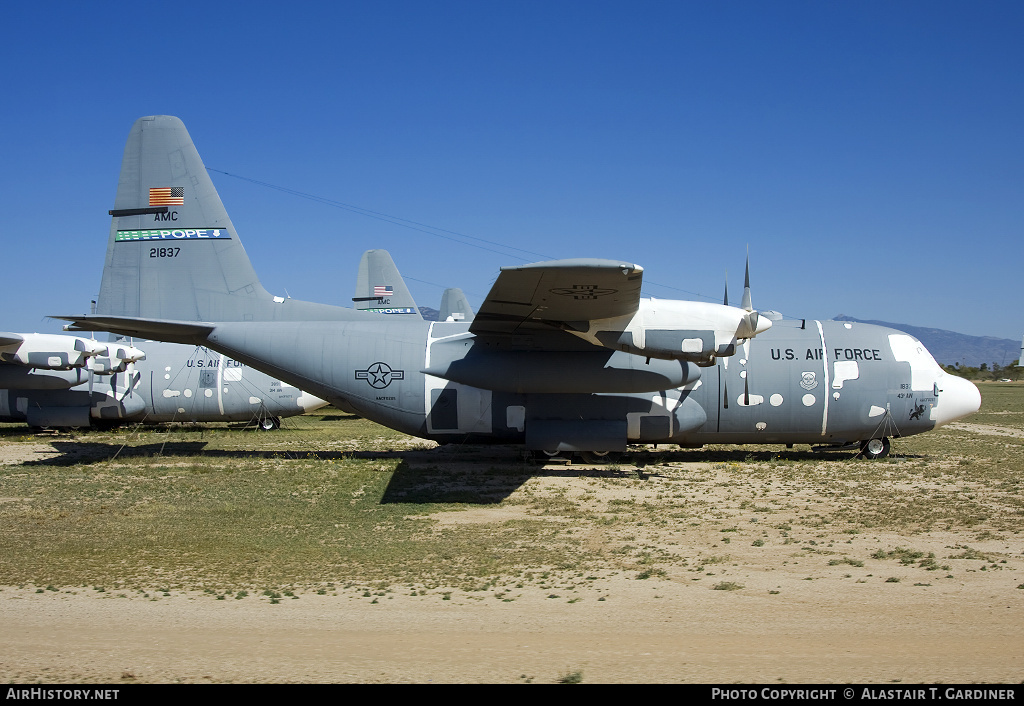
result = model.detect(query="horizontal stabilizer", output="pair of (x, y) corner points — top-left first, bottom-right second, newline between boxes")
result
(0, 332), (25, 347)
(56, 315), (214, 345)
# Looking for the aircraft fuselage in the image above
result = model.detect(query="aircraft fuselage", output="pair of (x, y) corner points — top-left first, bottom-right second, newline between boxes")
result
(195, 317), (979, 452)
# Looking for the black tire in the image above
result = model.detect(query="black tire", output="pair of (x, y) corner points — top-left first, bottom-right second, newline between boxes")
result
(860, 437), (890, 459)
(259, 416), (281, 431)
(579, 450), (622, 464)
(532, 450), (567, 462)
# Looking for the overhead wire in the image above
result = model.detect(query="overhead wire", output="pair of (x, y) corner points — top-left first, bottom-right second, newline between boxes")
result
(208, 168), (718, 302)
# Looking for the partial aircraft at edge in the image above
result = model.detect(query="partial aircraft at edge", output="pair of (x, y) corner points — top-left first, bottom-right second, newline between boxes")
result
(59, 115), (981, 460)
(0, 332), (326, 429)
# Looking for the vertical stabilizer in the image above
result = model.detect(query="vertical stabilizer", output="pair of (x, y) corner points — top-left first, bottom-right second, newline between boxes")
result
(97, 116), (363, 323)
(439, 288), (475, 322)
(352, 249), (422, 318)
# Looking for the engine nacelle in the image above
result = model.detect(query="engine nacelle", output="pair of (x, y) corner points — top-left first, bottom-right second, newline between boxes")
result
(0, 333), (107, 370)
(576, 299), (772, 364)
(0, 366), (91, 390)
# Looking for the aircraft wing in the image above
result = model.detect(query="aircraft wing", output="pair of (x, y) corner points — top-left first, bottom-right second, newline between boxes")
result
(470, 259), (643, 335)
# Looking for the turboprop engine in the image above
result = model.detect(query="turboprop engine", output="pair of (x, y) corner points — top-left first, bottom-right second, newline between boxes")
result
(573, 258), (772, 366)
(0, 332), (147, 389)
(578, 297), (772, 365)
(0, 332), (107, 370)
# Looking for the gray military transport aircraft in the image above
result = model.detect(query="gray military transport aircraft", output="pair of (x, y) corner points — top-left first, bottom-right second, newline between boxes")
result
(58, 115), (981, 460)
(0, 332), (327, 429)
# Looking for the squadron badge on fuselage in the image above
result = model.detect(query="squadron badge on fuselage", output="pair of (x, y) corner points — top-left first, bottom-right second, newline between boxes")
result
(800, 371), (818, 390)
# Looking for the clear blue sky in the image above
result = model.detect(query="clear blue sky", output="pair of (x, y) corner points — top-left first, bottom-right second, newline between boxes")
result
(2, 1), (1021, 340)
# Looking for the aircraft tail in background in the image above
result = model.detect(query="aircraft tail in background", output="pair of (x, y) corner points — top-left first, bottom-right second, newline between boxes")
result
(352, 250), (422, 318)
(439, 288), (474, 322)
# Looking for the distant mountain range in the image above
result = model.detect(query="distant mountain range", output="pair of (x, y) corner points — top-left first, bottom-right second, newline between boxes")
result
(834, 315), (1020, 368)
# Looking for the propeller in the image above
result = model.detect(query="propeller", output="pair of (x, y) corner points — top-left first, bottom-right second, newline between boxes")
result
(737, 252), (765, 407)
(87, 335), (96, 401)
(735, 256), (770, 340)
(721, 252), (768, 409)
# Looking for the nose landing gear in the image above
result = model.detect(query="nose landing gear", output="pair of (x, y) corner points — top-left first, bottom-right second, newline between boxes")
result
(258, 415), (281, 431)
(859, 437), (890, 460)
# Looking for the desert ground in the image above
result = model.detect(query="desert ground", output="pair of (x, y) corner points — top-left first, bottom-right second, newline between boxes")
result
(1, 384), (1021, 684)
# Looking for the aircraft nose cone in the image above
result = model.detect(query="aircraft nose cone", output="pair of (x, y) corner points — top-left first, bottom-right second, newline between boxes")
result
(297, 393), (329, 413)
(932, 374), (981, 427)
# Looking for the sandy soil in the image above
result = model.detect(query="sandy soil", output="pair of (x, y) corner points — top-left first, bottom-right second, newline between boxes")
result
(2, 573), (1021, 684)
(1, 432), (1022, 684)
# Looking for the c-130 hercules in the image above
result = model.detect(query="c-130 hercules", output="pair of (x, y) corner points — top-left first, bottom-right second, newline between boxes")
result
(59, 116), (980, 460)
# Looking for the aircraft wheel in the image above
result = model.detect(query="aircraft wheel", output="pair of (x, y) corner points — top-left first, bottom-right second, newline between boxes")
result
(860, 437), (890, 460)
(532, 450), (567, 462)
(579, 450), (622, 464)
(259, 416), (281, 431)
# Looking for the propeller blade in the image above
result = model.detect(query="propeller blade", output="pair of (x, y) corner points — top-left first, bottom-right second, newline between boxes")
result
(741, 255), (753, 313)
(734, 251), (771, 339)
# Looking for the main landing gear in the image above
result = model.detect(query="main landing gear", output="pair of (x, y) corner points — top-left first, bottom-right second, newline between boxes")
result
(532, 450), (623, 465)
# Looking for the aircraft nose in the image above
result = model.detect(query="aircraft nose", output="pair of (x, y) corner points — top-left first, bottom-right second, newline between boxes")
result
(297, 393), (329, 413)
(932, 374), (981, 427)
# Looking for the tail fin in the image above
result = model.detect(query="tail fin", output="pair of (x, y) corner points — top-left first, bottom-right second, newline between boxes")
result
(352, 250), (423, 318)
(439, 288), (475, 322)
(98, 116), (359, 323)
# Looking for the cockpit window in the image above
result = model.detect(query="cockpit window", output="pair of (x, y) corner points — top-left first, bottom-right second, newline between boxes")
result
(888, 334), (940, 391)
